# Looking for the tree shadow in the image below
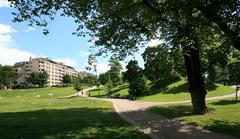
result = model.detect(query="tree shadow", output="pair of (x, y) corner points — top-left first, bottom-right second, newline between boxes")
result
(203, 119), (240, 137)
(149, 105), (215, 118)
(164, 83), (188, 94)
(119, 109), (237, 138)
(206, 84), (218, 91)
(0, 107), (149, 139)
(210, 99), (240, 105)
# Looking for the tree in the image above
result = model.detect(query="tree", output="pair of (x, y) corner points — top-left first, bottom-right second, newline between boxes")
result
(37, 70), (49, 87)
(27, 72), (38, 86)
(108, 59), (123, 87)
(142, 44), (180, 87)
(11, 0), (240, 114)
(98, 72), (110, 85)
(125, 60), (143, 82)
(83, 75), (97, 87)
(0, 65), (18, 89)
(62, 74), (72, 86)
(228, 62), (240, 99)
(73, 78), (82, 92)
(27, 70), (49, 87)
(125, 60), (149, 97)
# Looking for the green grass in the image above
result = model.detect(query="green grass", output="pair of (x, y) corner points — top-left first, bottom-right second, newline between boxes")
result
(148, 98), (240, 137)
(87, 84), (129, 97)
(137, 79), (235, 102)
(0, 87), (149, 139)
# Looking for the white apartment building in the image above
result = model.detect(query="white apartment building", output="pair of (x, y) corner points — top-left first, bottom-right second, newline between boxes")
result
(14, 57), (78, 86)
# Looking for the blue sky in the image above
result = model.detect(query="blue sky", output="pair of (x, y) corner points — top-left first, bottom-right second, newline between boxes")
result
(0, 0), (160, 73)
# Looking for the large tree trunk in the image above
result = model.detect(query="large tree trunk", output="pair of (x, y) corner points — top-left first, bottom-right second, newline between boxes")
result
(183, 46), (208, 114)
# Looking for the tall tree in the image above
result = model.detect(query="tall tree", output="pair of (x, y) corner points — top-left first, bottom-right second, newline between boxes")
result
(125, 60), (148, 97)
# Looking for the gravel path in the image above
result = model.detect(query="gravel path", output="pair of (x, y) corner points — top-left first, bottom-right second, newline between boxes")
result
(67, 89), (239, 139)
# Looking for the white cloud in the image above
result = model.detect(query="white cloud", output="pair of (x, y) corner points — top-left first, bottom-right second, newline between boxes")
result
(146, 39), (161, 47)
(0, 24), (17, 34)
(54, 58), (78, 67)
(24, 26), (36, 32)
(0, 23), (36, 65)
(0, 46), (36, 65)
(0, 0), (10, 8)
(0, 24), (17, 47)
(80, 51), (90, 58)
(96, 62), (110, 73)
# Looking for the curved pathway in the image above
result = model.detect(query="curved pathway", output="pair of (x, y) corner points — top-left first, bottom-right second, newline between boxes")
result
(67, 89), (239, 139)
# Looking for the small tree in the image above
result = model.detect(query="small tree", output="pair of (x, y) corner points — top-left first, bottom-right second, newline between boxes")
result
(228, 62), (240, 99)
(37, 70), (49, 87)
(106, 79), (113, 95)
(27, 72), (38, 86)
(73, 80), (82, 92)
(62, 74), (72, 86)
(27, 70), (49, 87)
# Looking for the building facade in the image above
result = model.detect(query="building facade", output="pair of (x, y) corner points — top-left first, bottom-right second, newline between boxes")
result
(14, 57), (78, 86)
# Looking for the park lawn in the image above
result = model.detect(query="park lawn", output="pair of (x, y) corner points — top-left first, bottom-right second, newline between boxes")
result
(148, 98), (240, 137)
(137, 79), (235, 102)
(87, 84), (129, 97)
(0, 87), (149, 139)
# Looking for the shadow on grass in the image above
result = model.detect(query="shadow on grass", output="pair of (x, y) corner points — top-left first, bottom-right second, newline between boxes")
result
(211, 99), (240, 105)
(0, 107), (148, 139)
(120, 109), (238, 138)
(164, 83), (188, 94)
(148, 105), (193, 118)
(203, 119), (240, 137)
(149, 105), (216, 118)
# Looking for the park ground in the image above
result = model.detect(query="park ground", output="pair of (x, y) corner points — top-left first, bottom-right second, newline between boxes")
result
(0, 82), (239, 138)
(0, 87), (149, 139)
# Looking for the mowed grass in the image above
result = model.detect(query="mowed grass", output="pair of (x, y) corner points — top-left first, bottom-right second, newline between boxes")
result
(137, 79), (235, 102)
(87, 84), (129, 98)
(148, 98), (240, 137)
(0, 87), (149, 139)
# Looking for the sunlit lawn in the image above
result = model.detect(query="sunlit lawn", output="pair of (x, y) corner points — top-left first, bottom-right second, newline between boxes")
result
(87, 79), (235, 102)
(0, 87), (149, 139)
(148, 98), (240, 137)
(87, 84), (128, 98)
(138, 79), (235, 102)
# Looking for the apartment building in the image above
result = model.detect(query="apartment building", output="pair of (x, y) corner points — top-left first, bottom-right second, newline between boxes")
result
(14, 57), (78, 86)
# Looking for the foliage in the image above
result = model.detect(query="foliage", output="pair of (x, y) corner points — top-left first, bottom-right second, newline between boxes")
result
(27, 70), (49, 87)
(142, 44), (180, 87)
(125, 60), (149, 97)
(128, 75), (149, 97)
(98, 72), (110, 85)
(0, 65), (18, 89)
(108, 59), (123, 87)
(73, 78), (83, 91)
(62, 74), (72, 85)
(106, 79), (113, 94)
(82, 75), (97, 86)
